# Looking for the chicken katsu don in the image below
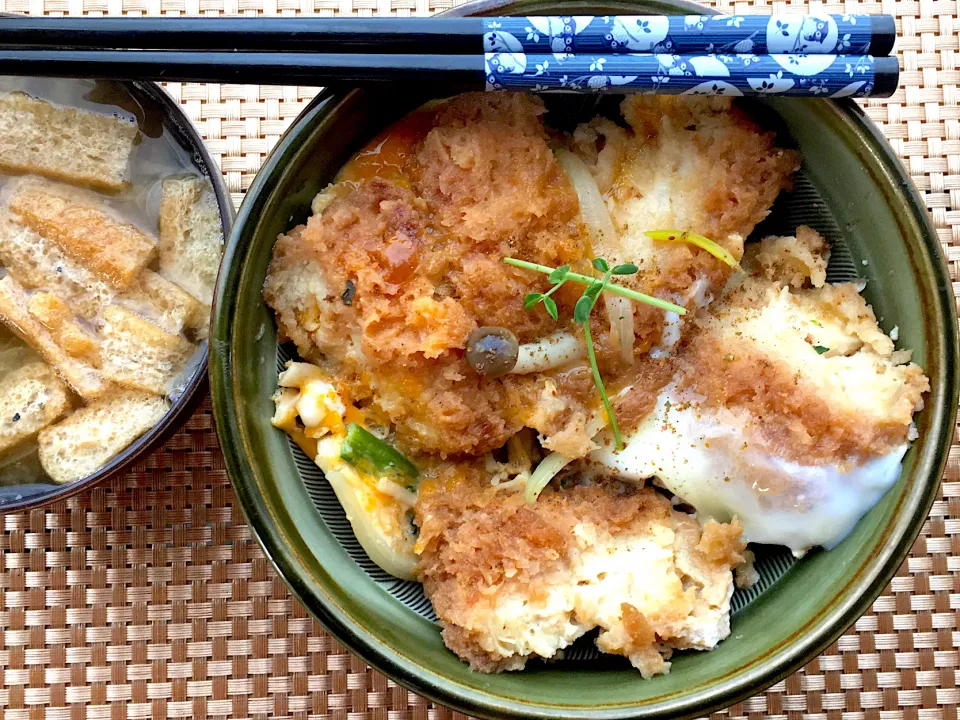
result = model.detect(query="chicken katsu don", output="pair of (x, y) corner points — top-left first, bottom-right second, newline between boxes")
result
(264, 92), (928, 675)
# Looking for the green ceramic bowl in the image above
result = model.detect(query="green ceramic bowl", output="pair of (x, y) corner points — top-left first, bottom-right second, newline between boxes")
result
(210, 1), (959, 716)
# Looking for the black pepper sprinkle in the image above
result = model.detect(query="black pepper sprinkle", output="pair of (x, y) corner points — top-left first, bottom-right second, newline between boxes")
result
(11, 413), (20, 422)
(56, 266), (62, 274)
(341, 279), (356, 306)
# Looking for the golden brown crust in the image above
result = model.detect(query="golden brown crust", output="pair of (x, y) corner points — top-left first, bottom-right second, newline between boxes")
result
(616, 97), (799, 243)
(679, 334), (904, 463)
(415, 471), (743, 675)
(264, 94), (589, 455)
(263, 94), (799, 458)
(675, 268), (930, 466)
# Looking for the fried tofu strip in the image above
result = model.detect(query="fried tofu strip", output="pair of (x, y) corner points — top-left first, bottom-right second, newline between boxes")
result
(8, 180), (156, 289)
(0, 92), (137, 193)
(0, 275), (109, 400)
(0, 362), (71, 459)
(38, 390), (168, 484)
(100, 305), (195, 396)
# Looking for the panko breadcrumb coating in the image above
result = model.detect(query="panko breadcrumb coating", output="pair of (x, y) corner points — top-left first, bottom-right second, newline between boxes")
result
(415, 473), (745, 676)
(265, 93), (589, 456)
(748, 225), (830, 288)
(574, 96), (799, 312)
(265, 93), (798, 461)
(683, 229), (928, 465)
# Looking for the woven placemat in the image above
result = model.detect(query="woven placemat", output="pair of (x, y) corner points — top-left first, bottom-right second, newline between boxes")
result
(0, 1), (957, 718)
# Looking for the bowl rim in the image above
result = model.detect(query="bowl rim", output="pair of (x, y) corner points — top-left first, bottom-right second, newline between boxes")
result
(0, 79), (234, 512)
(210, 3), (960, 714)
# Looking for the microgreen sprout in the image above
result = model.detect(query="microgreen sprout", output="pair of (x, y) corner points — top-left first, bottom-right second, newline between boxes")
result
(506, 258), (685, 316)
(508, 256), (673, 451)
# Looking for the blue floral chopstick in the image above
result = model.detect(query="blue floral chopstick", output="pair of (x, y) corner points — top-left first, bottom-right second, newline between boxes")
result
(485, 53), (897, 98)
(484, 14), (894, 56)
(483, 14), (898, 98)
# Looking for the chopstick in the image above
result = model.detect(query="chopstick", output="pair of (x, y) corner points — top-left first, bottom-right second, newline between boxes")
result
(0, 14), (895, 57)
(0, 49), (900, 98)
(0, 14), (899, 98)
(0, 50), (481, 85)
(0, 17), (478, 54)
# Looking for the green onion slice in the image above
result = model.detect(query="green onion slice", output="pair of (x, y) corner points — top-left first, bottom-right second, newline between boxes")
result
(340, 424), (420, 482)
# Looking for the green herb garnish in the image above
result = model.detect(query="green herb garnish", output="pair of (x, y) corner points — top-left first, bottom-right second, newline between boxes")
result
(523, 263), (570, 320)
(813, 345), (830, 355)
(340, 424), (420, 482)
(507, 258), (685, 316)
(510, 257), (671, 451)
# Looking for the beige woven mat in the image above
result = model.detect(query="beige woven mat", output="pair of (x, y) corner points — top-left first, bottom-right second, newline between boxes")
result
(0, 0), (957, 718)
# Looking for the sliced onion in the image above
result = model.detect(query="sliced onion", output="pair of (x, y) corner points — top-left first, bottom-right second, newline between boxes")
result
(524, 412), (608, 504)
(524, 451), (575, 504)
(376, 478), (418, 506)
(555, 148), (617, 247)
(604, 294), (635, 365)
(323, 465), (418, 580)
(510, 331), (586, 374)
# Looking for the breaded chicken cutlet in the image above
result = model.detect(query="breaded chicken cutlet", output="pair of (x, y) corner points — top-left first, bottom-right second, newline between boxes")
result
(415, 474), (746, 676)
(264, 93), (798, 462)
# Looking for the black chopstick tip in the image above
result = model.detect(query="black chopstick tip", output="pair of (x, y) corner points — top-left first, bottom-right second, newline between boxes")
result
(873, 56), (900, 98)
(870, 15), (897, 57)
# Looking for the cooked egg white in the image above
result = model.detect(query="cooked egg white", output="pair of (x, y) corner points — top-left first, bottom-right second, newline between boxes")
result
(590, 384), (908, 554)
(273, 361), (419, 580)
(589, 231), (927, 556)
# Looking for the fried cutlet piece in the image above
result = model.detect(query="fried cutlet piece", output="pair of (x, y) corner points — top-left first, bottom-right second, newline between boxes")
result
(0, 92), (138, 193)
(572, 96), (799, 322)
(589, 230), (930, 553)
(9, 180), (156, 289)
(415, 474), (745, 676)
(100, 305), (195, 396)
(684, 230), (927, 461)
(158, 175), (223, 306)
(0, 362), (71, 460)
(264, 93), (589, 457)
(612, 96), (798, 244)
(0, 275), (109, 401)
(38, 390), (168, 484)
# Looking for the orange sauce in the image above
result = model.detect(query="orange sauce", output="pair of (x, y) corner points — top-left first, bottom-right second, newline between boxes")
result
(336, 109), (438, 187)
